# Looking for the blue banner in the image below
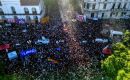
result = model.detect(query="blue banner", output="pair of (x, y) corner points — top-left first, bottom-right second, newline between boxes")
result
(20, 48), (37, 57)
(16, 19), (25, 24)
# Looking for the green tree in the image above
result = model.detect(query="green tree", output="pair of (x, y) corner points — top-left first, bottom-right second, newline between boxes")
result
(101, 30), (130, 80)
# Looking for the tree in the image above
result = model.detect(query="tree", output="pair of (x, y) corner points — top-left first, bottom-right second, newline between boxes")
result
(101, 30), (130, 80)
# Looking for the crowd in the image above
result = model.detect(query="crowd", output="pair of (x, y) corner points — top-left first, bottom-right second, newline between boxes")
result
(0, 16), (112, 79)
(76, 19), (112, 62)
(0, 21), (70, 77)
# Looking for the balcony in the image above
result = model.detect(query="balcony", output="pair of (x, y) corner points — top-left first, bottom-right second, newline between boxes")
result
(111, 8), (130, 12)
(25, 11), (29, 15)
(0, 12), (4, 15)
(32, 11), (37, 15)
(0, 13), (41, 15)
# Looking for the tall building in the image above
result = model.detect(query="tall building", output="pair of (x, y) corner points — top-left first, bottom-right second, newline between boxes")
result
(83, 0), (130, 19)
(0, 0), (45, 23)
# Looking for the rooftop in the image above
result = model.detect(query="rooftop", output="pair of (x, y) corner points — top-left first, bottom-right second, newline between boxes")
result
(20, 0), (40, 6)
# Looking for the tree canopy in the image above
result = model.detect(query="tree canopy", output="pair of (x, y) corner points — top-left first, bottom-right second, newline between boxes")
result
(101, 30), (130, 80)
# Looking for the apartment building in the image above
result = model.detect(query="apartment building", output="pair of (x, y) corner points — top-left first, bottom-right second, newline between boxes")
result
(83, 0), (130, 19)
(0, 0), (45, 23)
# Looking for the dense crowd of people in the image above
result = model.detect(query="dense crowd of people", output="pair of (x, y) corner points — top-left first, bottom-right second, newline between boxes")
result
(0, 21), (67, 74)
(0, 17), (113, 79)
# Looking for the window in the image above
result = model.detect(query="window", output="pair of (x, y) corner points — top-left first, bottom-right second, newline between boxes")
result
(92, 4), (96, 9)
(24, 8), (29, 14)
(32, 8), (37, 14)
(33, 16), (38, 20)
(34, 16), (38, 23)
(84, 3), (85, 8)
(26, 16), (31, 22)
(87, 3), (90, 9)
(102, 13), (104, 18)
(0, 8), (4, 15)
(110, 12), (113, 17)
(115, 12), (118, 17)
(91, 13), (94, 17)
(0, 1), (2, 6)
(112, 3), (115, 9)
(11, 6), (16, 14)
(1, 16), (5, 20)
(121, 12), (127, 16)
(14, 16), (18, 20)
(103, 3), (107, 9)
(118, 3), (121, 9)
(123, 3), (127, 9)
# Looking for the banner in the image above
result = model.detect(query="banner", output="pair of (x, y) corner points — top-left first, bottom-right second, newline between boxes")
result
(41, 16), (49, 24)
(20, 48), (37, 57)
(48, 58), (59, 64)
(102, 45), (112, 55)
(56, 48), (61, 51)
(0, 44), (10, 51)
(93, 17), (98, 20)
(76, 15), (84, 22)
(95, 38), (108, 43)
(7, 18), (15, 23)
(7, 51), (18, 60)
(15, 19), (25, 24)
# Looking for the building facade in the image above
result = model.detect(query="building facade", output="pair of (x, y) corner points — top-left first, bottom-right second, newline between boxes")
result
(83, 0), (130, 19)
(0, 0), (45, 23)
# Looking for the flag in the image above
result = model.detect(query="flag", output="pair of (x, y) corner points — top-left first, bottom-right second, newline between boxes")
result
(41, 16), (49, 24)
(16, 19), (25, 24)
(7, 18), (15, 23)
(0, 44), (10, 51)
(76, 15), (84, 22)
(102, 45), (112, 55)
(48, 58), (58, 64)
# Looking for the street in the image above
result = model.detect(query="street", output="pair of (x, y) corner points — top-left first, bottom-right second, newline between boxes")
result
(0, 0), (110, 79)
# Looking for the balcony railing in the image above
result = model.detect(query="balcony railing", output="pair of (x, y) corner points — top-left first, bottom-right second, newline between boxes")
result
(32, 11), (37, 15)
(111, 8), (130, 12)
(85, 0), (130, 3)
(0, 12), (4, 15)
(84, 8), (130, 12)
(0, 11), (43, 15)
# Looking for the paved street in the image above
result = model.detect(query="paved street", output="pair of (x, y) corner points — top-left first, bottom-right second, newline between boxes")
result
(58, 0), (90, 65)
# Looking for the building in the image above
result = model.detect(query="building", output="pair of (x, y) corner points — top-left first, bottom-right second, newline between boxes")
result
(0, 0), (45, 23)
(83, 0), (130, 19)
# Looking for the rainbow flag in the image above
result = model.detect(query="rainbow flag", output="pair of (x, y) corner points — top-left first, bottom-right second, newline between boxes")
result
(47, 58), (59, 64)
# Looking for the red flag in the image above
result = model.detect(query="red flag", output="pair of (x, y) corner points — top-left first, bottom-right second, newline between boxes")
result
(0, 44), (10, 51)
(102, 45), (112, 55)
